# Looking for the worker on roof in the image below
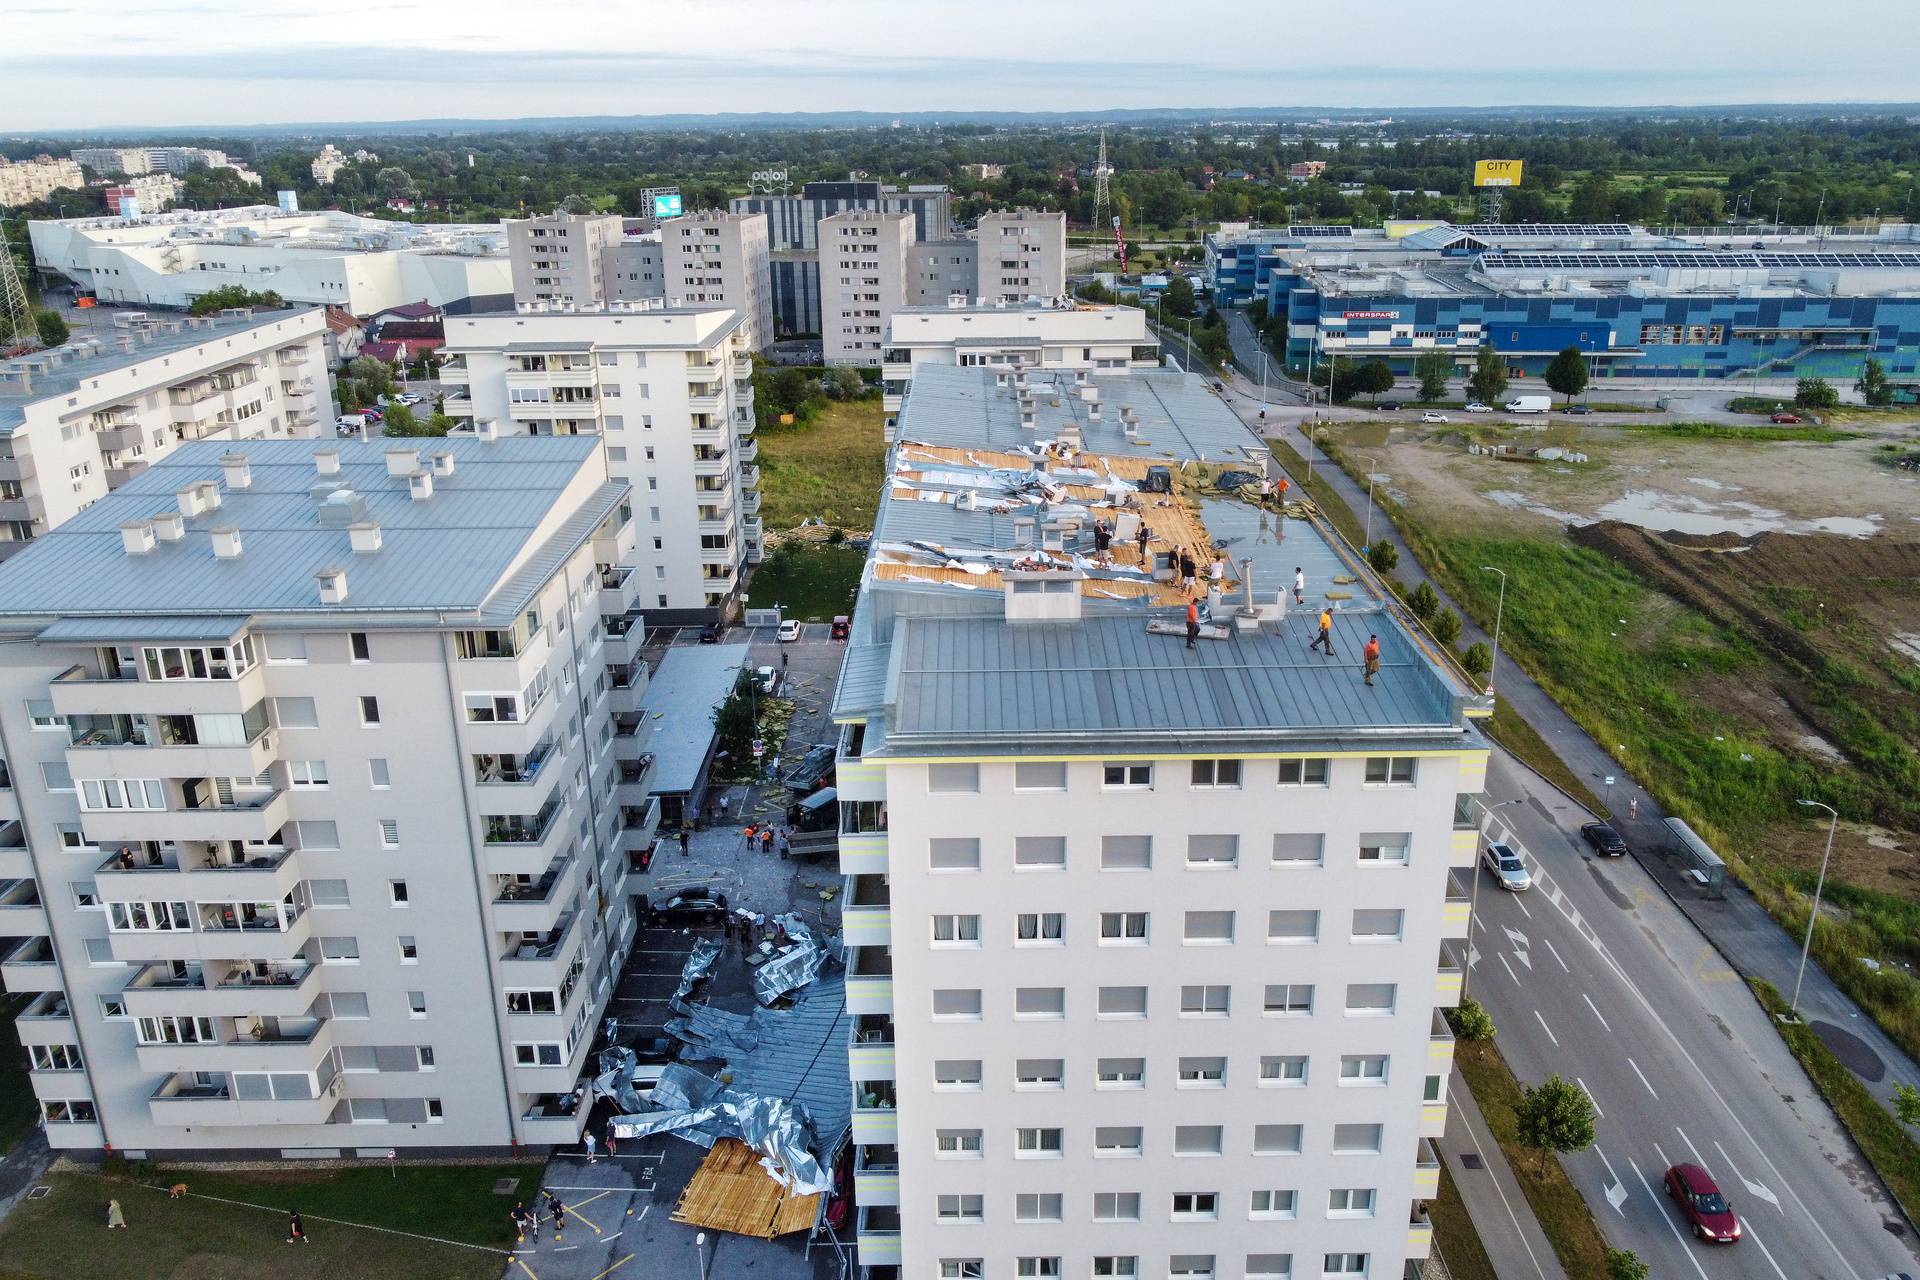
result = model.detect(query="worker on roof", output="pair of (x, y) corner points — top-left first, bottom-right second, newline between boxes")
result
(1364, 634), (1381, 687)
(1185, 598), (1201, 650)
(1310, 607), (1334, 657)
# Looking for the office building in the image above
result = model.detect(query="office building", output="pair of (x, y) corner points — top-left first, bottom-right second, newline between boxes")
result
(507, 212), (626, 310)
(0, 308), (332, 558)
(833, 362), (1488, 1280)
(974, 210), (1068, 305)
(822, 211), (914, 367)
(880, 300), (1157, 430)
(659, 212), (773, 352)
(0, 156), (84, 209)
(0, 433), (650, 1155)
(441, 303), (761, 622)
(71, 148), (152, 177)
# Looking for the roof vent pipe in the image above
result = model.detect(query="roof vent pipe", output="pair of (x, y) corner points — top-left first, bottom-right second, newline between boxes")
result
(210, 526), (243, 559)
(314, 448), (340, 476)
(315, 567), (348, 604)
(152, 511), (185, 542)
(119, 520), (155, 556)
(408, 469), (433, 501)
(220, 452), (251, 489)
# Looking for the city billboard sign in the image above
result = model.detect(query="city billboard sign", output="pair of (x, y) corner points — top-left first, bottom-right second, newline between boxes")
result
(1473, 160), (1524, 188)
(652, 192), (684, 218)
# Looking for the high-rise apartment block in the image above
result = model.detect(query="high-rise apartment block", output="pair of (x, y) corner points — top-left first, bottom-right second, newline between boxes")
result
(975, 210), (1068, 304)
(822, 211), (914, 367)
(0, 308), (332, 557)
(507, 213), (626, 310)
(833, 363), (1488, 1280)
(0, 156), (84, 209)
(0, 434), (652, 1155)
(71, 148), (152, 177)
(310, 146), (347, 186)
(441, 304), (761, 623)
(659, 212), (773, 352)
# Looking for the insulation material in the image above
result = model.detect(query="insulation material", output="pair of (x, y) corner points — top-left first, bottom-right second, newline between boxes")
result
(606, 1062), (832, 1195)
(753, 913), (825, 1005)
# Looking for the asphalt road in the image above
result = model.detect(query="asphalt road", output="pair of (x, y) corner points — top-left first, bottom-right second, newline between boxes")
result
(1467, 748), (1920, 1280)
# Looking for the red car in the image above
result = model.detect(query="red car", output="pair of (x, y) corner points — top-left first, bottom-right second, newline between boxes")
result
(1770, 411), (1802, 424)
(1665, 1163), (1741, 1243)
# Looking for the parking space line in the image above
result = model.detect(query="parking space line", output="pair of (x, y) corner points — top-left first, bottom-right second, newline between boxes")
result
(590, 1255), (635, 1280)
(515, 1259), (540, 1280)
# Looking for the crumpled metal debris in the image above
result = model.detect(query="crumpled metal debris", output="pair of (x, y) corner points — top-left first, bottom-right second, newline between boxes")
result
(673, 938), (722, 1004)
(752, 912), (824, 1006)
(606, 1061), (831, 1194)
(591, 1044), (646, 1114)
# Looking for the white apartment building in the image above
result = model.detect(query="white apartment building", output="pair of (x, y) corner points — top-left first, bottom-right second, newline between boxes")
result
(0, 434), (656, 1155)
(880, 300), (1158, 429)
(659, 212), (773, 352)
(507, 212), (625, 309)
(441, 304), (762, 623)
(310, 146), (347, 186)
(823, 211), (914, 367)
(72, 148), (152, 177)
(0, 156), (85, 209)
(603, 237), (665, 303)
(0, 307), (333, 558)
(906, 240), (978, 308)
(833, 363), (1490, 1280)
(975, 210), (1068, 305)
(29, 207), (514, 316)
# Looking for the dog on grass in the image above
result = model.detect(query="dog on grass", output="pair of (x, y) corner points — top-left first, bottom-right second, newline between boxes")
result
(167, 1184), (189, 1200)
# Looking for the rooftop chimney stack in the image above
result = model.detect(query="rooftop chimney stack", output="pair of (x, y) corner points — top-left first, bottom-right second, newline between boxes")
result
(474, 418), (499, 443)
(314, 448), (340, 476)
(220, 452), (251, 489)
(210, 526), (243, 559)
(119, 520), (155, 556)
(196, 480), (222, 512)
(152, 511), (185, 543)
(385, 447), (420, 478)
(348, 521), (383, 553)
(175, 485), (205, 519)
(408, 470), (433, 501)
(316, 567), (348, 605)
(430, 450), (455, 477)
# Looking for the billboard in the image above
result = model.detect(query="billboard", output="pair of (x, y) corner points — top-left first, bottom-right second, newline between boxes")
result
(1473, 160), (1524, 188)
(652, 192), (683, 218)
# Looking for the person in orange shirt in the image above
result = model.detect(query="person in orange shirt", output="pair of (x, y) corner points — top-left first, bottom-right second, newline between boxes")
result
(1363, 634), (1381, 687)
(1310, 607), (1334, 656)
(1185, 598), (1201, 650)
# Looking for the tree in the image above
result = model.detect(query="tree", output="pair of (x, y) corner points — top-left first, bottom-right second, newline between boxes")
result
(1544, 345), (1590, 403)
(33, 309), (68, 347)
(1162, 274), (1195, 320)
(1358, 359), (1395, 402)
(349, 356), (397, 399)
(1857, 357), (1893, 406)
(1605, 1250), (1650, 1280)
(374, 166), (418, 200)
(1245, 298), (1267, 327)
(1567, 175), (1617, 223)
(1195, 322), (1232, 369)
(1467, 345), (1509, 406)
(1414, 351), (1452, 402)
(824, 365), (866, 400)
(1895, 1082), (1920, 1127)
(1515, 1075), (1597, 1175)
(378, 403), (418, 435)
(1461, 641), (1492, 679)
(1433, 609), (1463, 647)
(188, 284), (284, 316)
(1366, 541), (1398, 573)
(1408, 581), (1439, 623)
(1794, 375), (1840, 411)
(1448, 996), (1494, 1041)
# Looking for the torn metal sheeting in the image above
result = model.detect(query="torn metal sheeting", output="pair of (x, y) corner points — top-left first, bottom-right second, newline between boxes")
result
(607, 1062), (832, 1195)
(673, 938), (722, 1004)
(752, 913), (826, 1006)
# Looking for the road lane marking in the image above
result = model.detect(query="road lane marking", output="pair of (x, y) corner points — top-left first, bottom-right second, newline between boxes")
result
(1513, 895), (1533, 919)
(1542, 935), (1570, 973)
(1499, 953), (1521, 985)
(1593, 1142), (1628, 1213)
(1576, 1076), (1603, 1118)
(1629, 1057), (1660, 1100)
(1630, 1154), (1712, 1280)
(1676, 1126), (1707, 1167)
(1581, 992), (1612, 1033)
(1743, 1222), (1793, 1280)
(1712, 1140), (1781, 1213)
(516, 1259), (541, 1280)
(1448, 1080), (1555, 1280)
(1534, 1010), (1560, 1047)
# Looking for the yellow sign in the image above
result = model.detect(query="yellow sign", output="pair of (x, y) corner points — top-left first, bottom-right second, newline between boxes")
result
(1474, 159), (1524, 187)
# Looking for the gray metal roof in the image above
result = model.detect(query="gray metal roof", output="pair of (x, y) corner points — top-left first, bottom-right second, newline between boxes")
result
(637, 643), (750, 795)
(0, 436), (614, 621)
(37, 615), (249, 644)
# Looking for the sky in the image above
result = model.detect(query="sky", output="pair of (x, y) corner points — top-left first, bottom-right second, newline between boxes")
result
(0, 0), (1912, 132)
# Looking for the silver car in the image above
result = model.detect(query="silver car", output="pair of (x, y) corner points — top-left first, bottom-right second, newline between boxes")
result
(1482, 841), (1532, 891)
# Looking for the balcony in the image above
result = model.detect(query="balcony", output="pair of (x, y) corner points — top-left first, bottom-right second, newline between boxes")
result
(521, 1094), (590, 1145)
(838, 828), (887, 877)
(1442, 871), (1471, 937)
(500, 911), (580, 989)
(482, 799), (568, 876)
(97, 844), (299, 903)
(852, 1079), (898, 1145)
(438, 359), (470, 385)
(843, 875), (890, 948)
(848, 1016), (895, 1081)
(16, 993), (74, 1048)
(739, 489), (761, 516)
(691, 450), (729, 476)
(618, 799), (661, 857)
(737, 463), (761, 489)
(616, 754), (656, 806)
(735, 437), (758, 464)
(855, 1205), (902, 1268)
(82, 786), (289, 847)
(1452, 796), (1481, 867)
(853, 1145), (900, 1207)
(51, 659), (266, 719)
(124, 959), (321, 1019)
(493, 857), (578, 935)
(0, 880), (46, 937)
(1408, 1204), (1434, 1258)
(0, 938), (60, 994)
(846, 948), (893, 1015)
(0, 821), (28, 880)
(1435, 941), (1464, 1008)
(598, 564), (637, 615)
(149, 1070), (335, 1128)
(134, 1014), (333, 1075)
(1413, 1137), (1442, 1200)
(66, 713), (276, 779)
(475, 738), (557, 790)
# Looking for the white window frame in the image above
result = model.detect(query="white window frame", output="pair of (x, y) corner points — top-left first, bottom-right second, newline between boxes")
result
(1101, 762), (1152, 790)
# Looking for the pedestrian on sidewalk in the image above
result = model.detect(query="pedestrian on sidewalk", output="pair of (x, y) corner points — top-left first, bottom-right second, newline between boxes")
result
(1310, 607), (1334, 656)
(1363, 634), (1381, 687)
(509, 1202), (529, 1244)
(1293, 566), (1305, 605)
(743, 823), (758, 850)
(286, 1209), (308, 1244)
(605, 1121), (618, 1159)
(105, 1199), (126, 1230)
(549, 1195), (566, 1242)
(780, 650), (789, 671)
(1628, 797), (1639, 821)
(1185, 598), (1201, 650)
(583, 1130), (598, 1163)
(678, 828), (690, 857)
(760, 828), (774, 855)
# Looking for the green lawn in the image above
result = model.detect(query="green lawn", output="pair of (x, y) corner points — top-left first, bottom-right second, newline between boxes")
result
(0, 1163), (538, 1280)
(745, 543), (864, 622)
(1430, 1162), (1500, 1280)
(1619, 419), (1861, 443)
(755, 398), (886, 532)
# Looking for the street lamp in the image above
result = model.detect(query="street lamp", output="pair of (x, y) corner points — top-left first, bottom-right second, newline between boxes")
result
(696, 1231), (710, 1280)
(1357, 453), (1379, 549)
(1480, 565), (1507, 694)
(1463, 796), (1521, 999)
(1788, 799), (1840, 1020)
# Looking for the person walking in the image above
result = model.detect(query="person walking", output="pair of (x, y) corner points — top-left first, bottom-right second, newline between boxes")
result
(105, 1199), (127, 1230)
(1628, 797), (1639, 821)
(1293, 567), (1305, 605)
(1362, 634), (1381, 687)
(1278, 476), (1289, 507)
(549, 1195), (566, 1243)
(743, 823), (758, 851)
(510, 1202), (530, 1244)
(1310, 607), (1334, 656)
(678, 828), (690, 857)
(583, 1130), (598, 1163)
(286, 1208), (309, 1244)
(1185, 598), (1201, 650)
(1135, 525), (1150, 568)
(779, 831), (791, 860)
(1179, 550), (1197, 589)
(1209, 555), (1227, 588)
(605, 1121), (618, 1160)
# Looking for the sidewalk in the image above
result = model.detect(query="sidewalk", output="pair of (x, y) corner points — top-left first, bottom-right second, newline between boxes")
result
(1443, 1080), (1570, 1280)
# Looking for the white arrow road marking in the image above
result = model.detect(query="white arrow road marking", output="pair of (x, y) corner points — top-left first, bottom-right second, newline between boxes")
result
(1713, 1140), (1781, 1212)
(1581, 992), (1612, 1033)
(1534, 1010), (1559, 1047)
(1629, 1057), (1660, 1100)
(1502, 925), (1529, 950)
(1594, 1143), (1629, 1214)
(1631, 1154), (1711, 1280)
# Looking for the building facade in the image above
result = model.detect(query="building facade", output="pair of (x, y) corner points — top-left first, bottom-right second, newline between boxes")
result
(822, 211), (915, 367)
(507, 213), (626, 310)
(659, 212), (773, 352)
(71, 148), (151, 177)
(974, 210), (1068, 305)
(0, 434), (653, 1155)
(0, 156), (85, 209)
(441, 304), (762, 623)
(0, 308), (333, 558)
(833, 363), (1486, 1280)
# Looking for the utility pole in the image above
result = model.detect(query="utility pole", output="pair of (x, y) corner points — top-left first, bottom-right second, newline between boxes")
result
(1788, 799), (1840, 1020)
(1480, 565), (1507, 694)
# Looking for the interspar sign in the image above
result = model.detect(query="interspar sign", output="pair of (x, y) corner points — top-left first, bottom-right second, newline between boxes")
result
(1342, 311), (1398, 320)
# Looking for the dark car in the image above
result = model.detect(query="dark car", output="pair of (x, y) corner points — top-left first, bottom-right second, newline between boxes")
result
(648, 889), (730, 928)
(697, 624), (723, 644)
(1563, 405), (1593, 415)
(1665, 1163), (1741, 1243)
(1377, 400), (1403, 411)
(1581, 821), (1628, 857)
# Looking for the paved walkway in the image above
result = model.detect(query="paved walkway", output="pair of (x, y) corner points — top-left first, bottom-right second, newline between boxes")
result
(1443, 1079), (1570, 1280)
(0, 1128), (51, 1228)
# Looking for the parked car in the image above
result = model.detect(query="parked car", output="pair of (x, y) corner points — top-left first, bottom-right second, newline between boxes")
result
(697, 624), (723, 644)
(754, 665), (776, 693)
(784, 743), (836, 794)
(631, 1060), (668, 1101)
(1377, 400), (1403, 411)
(1664, 1163), (1741, 1243)
(396, 392), (422, 406)
(1463, 402), (1493, 413)
(1420, 411), (1450, 424)
(777, 619), (803, 642)
(1481, 841), (1533, 892)
(648, 888), (730, 928)
(1581, 822), (1628, 857)
(1770, 411), (1803, 424)
(1563, 405), (1594, 415)
(830, 615), (851, 640)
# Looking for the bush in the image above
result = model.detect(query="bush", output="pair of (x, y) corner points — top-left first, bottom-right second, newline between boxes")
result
(1461, 641), (1493, 679)
(1449, 996), (1495, 1041)
(1795, 375), (1840, 411)
(1408, 581), (1439, 623)
(33, 309), (68, 347)
(1433, 609), (1462, 647)
(1605, 1248), (1650, 1280)
(1366, 541), (1399, 574)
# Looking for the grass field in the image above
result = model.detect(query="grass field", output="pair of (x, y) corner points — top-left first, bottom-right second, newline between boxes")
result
(754, 398), (885, 531)
(1619, 419), (1862, 444)
(744, 543), (864, 622)
(0, 997), (40, 1157)
(0, 1163), (537, 1280)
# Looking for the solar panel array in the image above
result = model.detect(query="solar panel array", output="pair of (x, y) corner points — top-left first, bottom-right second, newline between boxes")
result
(1288, 225), (1355, 237)
(1459, 223), (1634, 237)
(1480, 251), (1920, 270)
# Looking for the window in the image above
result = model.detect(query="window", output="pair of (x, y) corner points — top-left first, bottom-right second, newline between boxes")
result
(1272, 833), (1325, 866)
(515, 1042), (565, 1067)
(1267, 909), (1319, 943)
(1250, 1189), (1298, 1220)
(1013, 761), (1065, 790)
(1331, 1124), (1383, 1154)
(1170, 1192), (1218, 1220)
(272, 696), (319, 729)
(1261, 1055), (1309, 1086)
(1009, 1059), (1065, 1093)
(1323, 1254), (1369, 1276)
(1425, 1074), (1444, 1102)
(1352, 909), (1403, 941)
(379, 819), (399, 848)
(1186, 834), (1237, 868)
(320, 937), (361, 962)
(1183, 910), (1234, 944)
(1328, 1188), (1376, 1217)
(78, 778), (164, 811)
(1168, 1258), (1214, 1280)
(1253, 1124), (1303, 1155)
(933, 1060), (983, 1090)
(1189, 759), (1242, 788)
(1014, 1196), (1063, 1223)
(935, 1194), (984, 1222)
(1340, 1055), (1388, 1084)
(1264, 984), (1314, 1015)
(1102, 762), (1151, 789)
(1014, 987), (1064, 1020)
(1016, 1259), (1061, 1278)
(26, 700), (63, 731)
(1100, 834), (1151, 870)
(1247, 1255), (1293, 1279)
(1357, 833), (1410, 865)
(349, 632), (370, 662)
(932, 989), (982, 1020)
(29, 1044), (82, 1071)
(928, 763), (979, 793)
(1177, 1056), (1226, 1087)
(1098, 986), (1147, 1019)
(1180, 985), (1229, 1017)
(1015, 1127), (1062, 1157)
(1346, 983), (1397, 1016)
(940, 1263), (983, 1280)
(297, 820), (340, 850)
(1092, 1261), (1138, 1278)
(1093, 1191), (1141, 1221)
(417, 1046), (436, 1071)
(389, 881), (409, 907)
(1096, 1057), (1145, 1087)
(931, 914), (981, 945)
(1174, 1125), (1222, 1155)
(407, 990), (427, 1018)
(397, 936), (419, 963)
(1014, 912), (1063, 944)
(1014, 835), (1066, 870)
(359, 695), (381, 725)
(284, 759), (329, 789)
(368, 759), (390, 789)
(1094, 1126), (1142, 1156)
(935, 1128), (982, 1156)
(40, 763), (73, 792)
(1277, 757), (1329, 786)
(929, 837), (980, 872)
(1363, 756), (1416, 786)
